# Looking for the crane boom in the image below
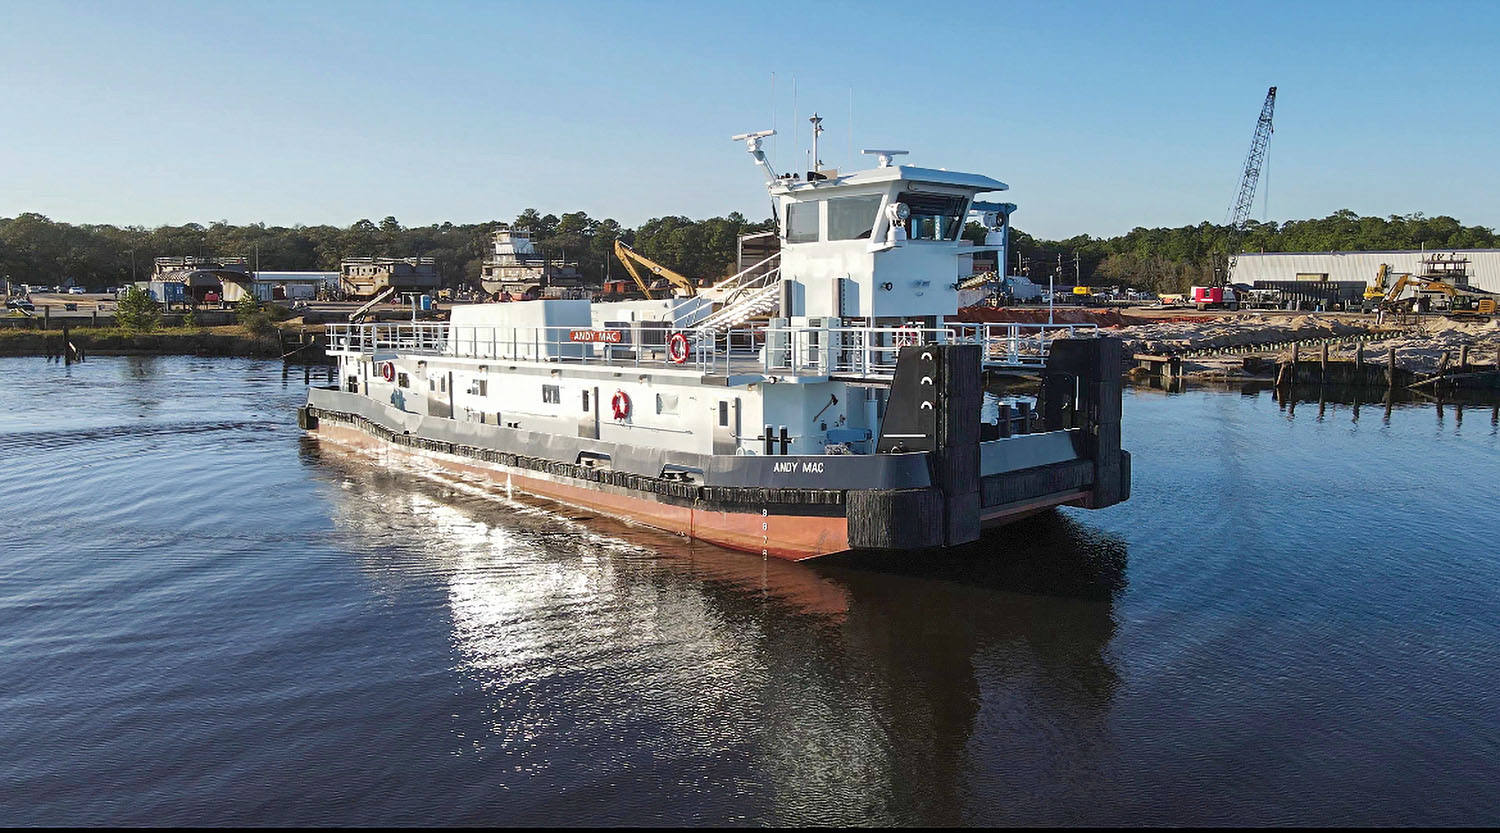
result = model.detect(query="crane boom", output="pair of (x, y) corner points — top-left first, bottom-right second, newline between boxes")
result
(612, 240), (698, 300)
(1229, 86), (1277, 230)
(1224, 86), (1276, 283)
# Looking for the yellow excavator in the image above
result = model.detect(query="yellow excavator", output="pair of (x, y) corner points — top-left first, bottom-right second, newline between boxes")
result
(613, 241), (698, 300)
(1371, 266), (1497, 317)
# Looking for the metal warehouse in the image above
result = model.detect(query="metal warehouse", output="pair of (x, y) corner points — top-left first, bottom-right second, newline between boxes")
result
(1234, 249), (1500, 293)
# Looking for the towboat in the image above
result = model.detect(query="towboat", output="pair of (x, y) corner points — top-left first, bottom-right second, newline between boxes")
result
(301, 133), (1130, 559)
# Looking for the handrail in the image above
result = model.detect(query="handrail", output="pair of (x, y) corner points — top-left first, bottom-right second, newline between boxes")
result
(691, 275), (782, 335)
(325, 320), (1093, 377)
(706, 251), (782, 292)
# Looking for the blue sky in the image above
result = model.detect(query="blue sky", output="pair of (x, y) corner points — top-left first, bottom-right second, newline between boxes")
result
(2, 0), (1496, 239)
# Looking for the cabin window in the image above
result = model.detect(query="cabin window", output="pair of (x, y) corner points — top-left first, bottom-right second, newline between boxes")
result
(785, 201), (820, 243)
(827, 195), (883, 240)
(897, 191), (968, 241)
(581, 390), (591, 411)
(718, 400), (729, 426)
(397, 372), (410, 388)
(656, 393), (679, 415)
(468, 378), (487, 396)
(542, 384), (560, 404)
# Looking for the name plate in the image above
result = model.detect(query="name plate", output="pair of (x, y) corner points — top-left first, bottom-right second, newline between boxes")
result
(569, 329), (624, 343)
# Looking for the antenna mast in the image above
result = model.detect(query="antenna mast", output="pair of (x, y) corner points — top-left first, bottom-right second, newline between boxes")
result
(809, 113), (823, 174)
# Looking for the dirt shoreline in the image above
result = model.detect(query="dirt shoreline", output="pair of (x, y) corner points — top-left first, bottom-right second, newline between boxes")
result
(0, 326), (297, 359)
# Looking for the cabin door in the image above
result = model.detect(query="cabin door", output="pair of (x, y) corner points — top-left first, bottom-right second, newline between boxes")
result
(578, 386), (600, 439)
(427, 371), (454, 418)
(713, 397), (740, 455)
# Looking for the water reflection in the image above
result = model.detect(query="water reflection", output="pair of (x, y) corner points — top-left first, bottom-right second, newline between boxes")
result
(1271, 383), (1500, 430)
(302, 437), (1125, 824)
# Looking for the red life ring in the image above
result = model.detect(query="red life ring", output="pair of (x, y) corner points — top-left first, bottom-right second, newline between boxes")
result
(611, 390), (631, 420)
(894, 325), (921, 348)
(667, 332), (690, 365)
(380, 361), (396, 382)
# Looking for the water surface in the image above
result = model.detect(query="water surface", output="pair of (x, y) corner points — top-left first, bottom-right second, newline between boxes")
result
(1, 357), (1498, 825)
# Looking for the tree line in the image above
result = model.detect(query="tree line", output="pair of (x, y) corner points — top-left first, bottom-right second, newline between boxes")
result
(0, 211), (774, 291)
(3, 207), (1494, 294)
(986, 210), (1500, 294)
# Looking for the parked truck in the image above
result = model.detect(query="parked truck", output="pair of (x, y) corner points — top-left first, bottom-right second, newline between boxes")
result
(1190, 285), (1240, 311)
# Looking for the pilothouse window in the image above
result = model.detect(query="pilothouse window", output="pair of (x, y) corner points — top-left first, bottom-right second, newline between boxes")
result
(827, 195), (883, 240)
(898, 192), (968, 241)
(785, 201), (819, 243)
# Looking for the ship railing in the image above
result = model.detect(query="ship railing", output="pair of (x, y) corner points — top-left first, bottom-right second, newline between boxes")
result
(324, 321), (1094, 377)
(688, 322), (1094, 377)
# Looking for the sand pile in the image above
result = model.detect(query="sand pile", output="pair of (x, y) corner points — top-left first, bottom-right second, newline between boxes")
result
(1096, 313), (1374, 354)
(1322, 317), (1500, 375)
(954, 307), (1157, 327)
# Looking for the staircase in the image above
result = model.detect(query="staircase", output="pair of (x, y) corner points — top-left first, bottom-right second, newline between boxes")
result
(691, 273), (782, 339)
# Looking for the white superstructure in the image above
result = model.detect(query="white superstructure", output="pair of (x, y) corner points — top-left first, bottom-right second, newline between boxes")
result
(325, 132), (1086, 459)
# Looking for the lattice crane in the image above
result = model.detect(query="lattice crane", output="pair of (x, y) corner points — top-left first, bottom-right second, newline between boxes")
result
(1224, 86), (1277, 282)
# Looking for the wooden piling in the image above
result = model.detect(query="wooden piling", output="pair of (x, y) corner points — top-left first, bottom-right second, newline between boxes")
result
(1387, 347), (1396, 388)
(1355, 343), (1364, 384)
(1460, 344), (1470, 373)
(1320, 340), (1329, 384)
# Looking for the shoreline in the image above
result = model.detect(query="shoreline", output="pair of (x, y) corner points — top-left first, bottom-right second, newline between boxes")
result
(0, 325), (318, 360)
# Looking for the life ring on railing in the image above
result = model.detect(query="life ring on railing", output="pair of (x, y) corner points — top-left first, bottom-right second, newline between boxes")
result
(667, 332), (690, 365)
(611, 390), (631, 420)
(380, 361), (396, 382)
(894, 325), (921, 348)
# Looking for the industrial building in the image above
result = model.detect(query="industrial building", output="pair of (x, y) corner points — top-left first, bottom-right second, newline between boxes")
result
(339, 257), (439, 299)
(1235, 249), (1500, 294)
(152, 256), (251, 302)
(250, 272), (338, 302)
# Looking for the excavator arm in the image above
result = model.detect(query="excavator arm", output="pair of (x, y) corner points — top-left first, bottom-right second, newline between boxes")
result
(613, 240), (698, 299)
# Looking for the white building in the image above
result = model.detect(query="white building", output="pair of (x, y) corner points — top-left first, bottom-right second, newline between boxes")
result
(1234, 249), (1500, 293)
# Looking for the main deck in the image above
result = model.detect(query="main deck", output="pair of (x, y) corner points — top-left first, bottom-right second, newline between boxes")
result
(325, 319), (1095, 382)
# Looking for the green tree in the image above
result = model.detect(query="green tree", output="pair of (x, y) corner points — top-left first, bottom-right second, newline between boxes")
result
(116, 286), (160, 332)
(235, 292), (262, 323)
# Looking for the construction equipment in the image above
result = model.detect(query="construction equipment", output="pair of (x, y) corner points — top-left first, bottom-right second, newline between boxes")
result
(1364, 263), (1395, 303)
(1190, 285), (1241, 311)
(613, 241), (698, 300)
(1223, 86), (1277, 284)
(1377, 273), (1497, 318)
(348, 285), (396, 323)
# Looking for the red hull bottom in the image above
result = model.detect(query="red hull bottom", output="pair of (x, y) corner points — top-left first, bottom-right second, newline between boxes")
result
(313, 423), (850, 560)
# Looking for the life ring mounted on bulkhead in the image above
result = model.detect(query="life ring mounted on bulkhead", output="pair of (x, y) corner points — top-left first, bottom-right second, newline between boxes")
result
(667, 331), (690, 365)
(894, 325), (921, 348)
(611, 390), (631, 420)
(380, 361), (396, 382)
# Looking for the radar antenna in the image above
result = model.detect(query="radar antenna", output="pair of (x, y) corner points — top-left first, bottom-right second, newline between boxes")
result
(732, 130), (778, 183)
(861, 149), (908, 168)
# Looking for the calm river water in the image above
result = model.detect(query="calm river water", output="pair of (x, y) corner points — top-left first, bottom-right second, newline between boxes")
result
(2, 356), (1499, 825)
